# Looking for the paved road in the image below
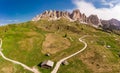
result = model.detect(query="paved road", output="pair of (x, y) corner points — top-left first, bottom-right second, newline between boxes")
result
(51, 36), (88, 73)
(0, 39), (40, 73)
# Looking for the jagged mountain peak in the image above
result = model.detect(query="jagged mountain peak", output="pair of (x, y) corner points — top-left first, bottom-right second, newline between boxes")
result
(32, 10), (72, 21)
(32, 9), (90, 23)
(32, 9), (102, 26)
(72, 9), (81, 14)
(87, 14), (100, 25)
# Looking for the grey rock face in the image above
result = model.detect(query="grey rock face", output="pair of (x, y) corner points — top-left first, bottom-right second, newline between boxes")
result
(32, 9), (100, 26)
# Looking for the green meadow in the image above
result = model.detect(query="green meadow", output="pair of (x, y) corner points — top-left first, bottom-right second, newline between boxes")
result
(0, 19), (120, 73)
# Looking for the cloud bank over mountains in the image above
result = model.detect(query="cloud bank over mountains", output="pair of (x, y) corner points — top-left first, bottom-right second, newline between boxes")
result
(72, 0), (120, 20)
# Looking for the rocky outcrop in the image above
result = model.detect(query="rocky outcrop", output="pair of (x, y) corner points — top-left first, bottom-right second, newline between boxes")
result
(70, 9), (82, 21)
(32, 9), (100, 26)
(87, 15), (100, 25)
(101, 19), (120, 30)
(32, 10), (71, 21)
(32, 9), (120, 30)
(32, 9), (88, 22)
(70, 9), (87, 22)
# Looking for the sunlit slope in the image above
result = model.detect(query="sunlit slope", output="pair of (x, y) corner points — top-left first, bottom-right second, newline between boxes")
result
(0, 19), (120, 73)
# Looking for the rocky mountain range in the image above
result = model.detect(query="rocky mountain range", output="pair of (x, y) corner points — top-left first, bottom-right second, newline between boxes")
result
(32, 9), (101, 25)
(32, 9), (120, 30)
(101, 18), (120, 30)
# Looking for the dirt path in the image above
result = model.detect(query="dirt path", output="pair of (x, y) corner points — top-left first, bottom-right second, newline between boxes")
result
(51, 36), (88, 73)
(0, 38), (2, 50)
(0, 39), (40, 73)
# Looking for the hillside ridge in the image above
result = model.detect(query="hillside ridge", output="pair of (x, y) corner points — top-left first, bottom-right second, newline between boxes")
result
(32, 9), (120, 31)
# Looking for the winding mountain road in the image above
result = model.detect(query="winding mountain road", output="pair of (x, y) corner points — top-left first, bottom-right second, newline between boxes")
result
(51, 36), (88, 73)
(0, 38), (40, 73)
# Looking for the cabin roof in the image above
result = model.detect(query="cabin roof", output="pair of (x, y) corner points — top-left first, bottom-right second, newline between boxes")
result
(41, 60), (54, 67)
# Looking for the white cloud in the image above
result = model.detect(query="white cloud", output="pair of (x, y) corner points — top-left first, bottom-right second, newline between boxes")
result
(7, 20), (18, 22)
(0, 24), (3, 25)
(0, 23), (5, 26)
(101, 0), (120, 7)
(72, 0), (120, 20)
(0, 19), (18, 22)
(0, 19), (19, 25)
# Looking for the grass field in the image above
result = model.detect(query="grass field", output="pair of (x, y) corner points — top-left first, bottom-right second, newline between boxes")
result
(0, 19), (120, 73)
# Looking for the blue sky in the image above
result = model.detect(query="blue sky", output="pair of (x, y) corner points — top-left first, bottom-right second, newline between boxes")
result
(0, 0), (74, 25)
(0, 0), (120, 25)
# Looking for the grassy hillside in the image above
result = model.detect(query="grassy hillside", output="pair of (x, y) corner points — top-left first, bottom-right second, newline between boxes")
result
(0, 19), (120, 73)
